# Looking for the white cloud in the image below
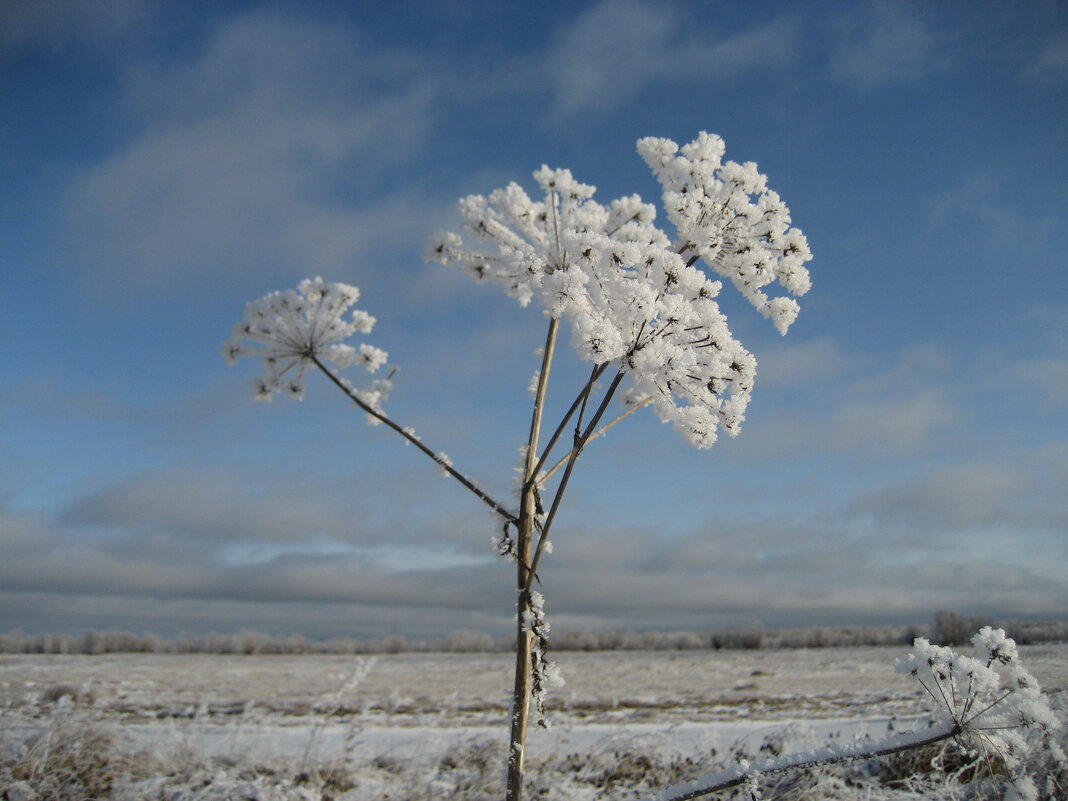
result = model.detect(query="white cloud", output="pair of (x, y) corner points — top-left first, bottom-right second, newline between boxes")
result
(741, 373), (959, 461)
(62, 467), (366, 544)
(1013, 305), (1068, 405)
(3, 439), (1066, 636)
(927, 172), (1056, 252)
(59, 9), (441, 297)
(540, 0), (798, 117)
(849, 461), (1031, 530)
(0, 0), (150, 54)
(1019, 353), (1068, 406)
(828, 1), (941, 90)
(755, 337), (847, 388)
(782, 346), (959, 457)
(827, 389), (956, 456)
(58, 462), (502, 553)
(1021, 31), (1068, 86)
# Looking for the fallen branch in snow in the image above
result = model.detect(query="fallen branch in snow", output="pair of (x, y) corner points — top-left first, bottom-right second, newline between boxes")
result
(652, 721), (960, 801)
(649, 627), (1064, 801)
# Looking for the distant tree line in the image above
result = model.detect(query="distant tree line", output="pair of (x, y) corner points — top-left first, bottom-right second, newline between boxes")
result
(2, 613), (1065, 656)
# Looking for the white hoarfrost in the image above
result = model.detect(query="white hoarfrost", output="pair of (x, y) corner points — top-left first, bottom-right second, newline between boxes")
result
(426, 132), (812, 449)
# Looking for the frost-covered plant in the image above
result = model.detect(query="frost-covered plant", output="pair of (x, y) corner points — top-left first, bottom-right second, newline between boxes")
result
(224, 133), (1056, 801)
(894, 628), (1063, 793)
(424, 133), (809, 798)
(300, 656), (378, 775)
(651, 628), (1062, 801)
(637, 133), (812, 336)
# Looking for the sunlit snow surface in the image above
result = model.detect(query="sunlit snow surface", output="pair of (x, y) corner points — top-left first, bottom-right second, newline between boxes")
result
(2, 646), (1065, 799)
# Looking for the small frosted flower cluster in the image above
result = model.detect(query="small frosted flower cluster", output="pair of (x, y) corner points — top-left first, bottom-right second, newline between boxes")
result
(221, 277), (391, 408)
(638, 132), (811, 335)
(426, 133), (811, 448)
(522, 589), (563, 727)
(896, 627), (1062, 783)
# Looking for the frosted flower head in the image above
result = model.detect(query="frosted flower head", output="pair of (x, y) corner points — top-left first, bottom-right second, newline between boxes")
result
(425, 166), (603, 306)
(427, 132), (811, 449)
(222, 277), (388, 403)
(637, 132), (812, 335)
(895, 630), (1059, 776)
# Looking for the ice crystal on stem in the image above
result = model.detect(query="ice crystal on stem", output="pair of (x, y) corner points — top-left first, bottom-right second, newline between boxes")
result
(221, 277), (389, 405)
(523, 589), (563, 728)
(427, 133), (811, 449)
(433, 451), (453, 477)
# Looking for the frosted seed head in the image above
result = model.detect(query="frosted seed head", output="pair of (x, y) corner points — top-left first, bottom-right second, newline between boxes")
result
(225, 278), (388, 407)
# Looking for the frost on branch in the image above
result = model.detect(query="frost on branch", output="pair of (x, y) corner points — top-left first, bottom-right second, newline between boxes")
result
(523, 589), (563, 728)
(221, 277), (390, 410)
(426, 133), (811, 449)
(433, 451), (453, 477)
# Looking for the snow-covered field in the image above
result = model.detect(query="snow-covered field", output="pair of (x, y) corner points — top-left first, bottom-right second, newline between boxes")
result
(2, 644), (1065, 800)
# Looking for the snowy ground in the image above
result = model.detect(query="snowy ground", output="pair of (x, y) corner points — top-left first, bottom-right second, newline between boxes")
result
(2, 644), (1065, 799)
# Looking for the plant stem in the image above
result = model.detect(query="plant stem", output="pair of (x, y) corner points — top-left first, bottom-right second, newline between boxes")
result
(506, 317), (559, 801)
(310, 355), (517, 525)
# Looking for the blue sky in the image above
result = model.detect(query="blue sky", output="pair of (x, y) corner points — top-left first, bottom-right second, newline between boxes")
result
(1, 0), (1066, 639)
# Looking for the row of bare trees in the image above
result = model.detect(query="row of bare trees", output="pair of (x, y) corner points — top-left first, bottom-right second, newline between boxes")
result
(4, 616), (1065, 655)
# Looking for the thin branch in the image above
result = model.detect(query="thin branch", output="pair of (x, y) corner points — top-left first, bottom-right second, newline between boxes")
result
(520, 318), (562, 558)
(974, 734), (1009, 791)
(310, 355), (517, 525)
(651, 721), (960, 801)
(539, 397), (652, 484)
(933, 674), (955, 721)
(961, 688), (1014, 728)
(915, 675), (944, 713)
(969, 723), (1028, 733)
(961, 670), (978, 723)
(572, 364), (595, 442)
(605, 212), (640, 238)
(549, 187), (565, 271)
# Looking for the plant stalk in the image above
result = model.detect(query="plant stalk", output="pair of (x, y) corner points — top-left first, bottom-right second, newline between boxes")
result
(506, 317), (559, 801)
